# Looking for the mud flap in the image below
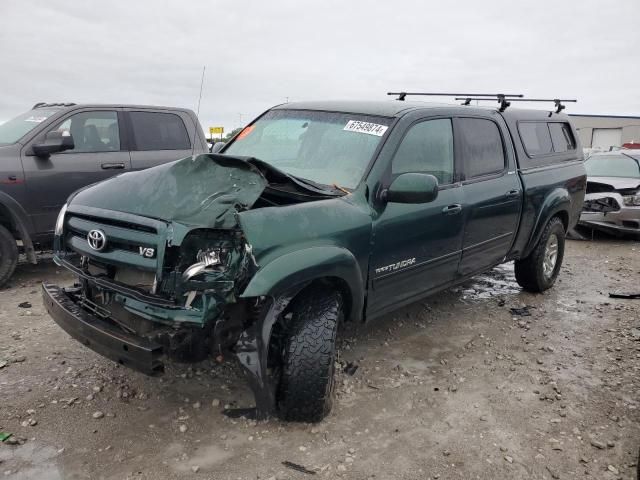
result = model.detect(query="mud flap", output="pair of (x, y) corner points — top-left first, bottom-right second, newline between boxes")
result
(233, 295), (290, 420)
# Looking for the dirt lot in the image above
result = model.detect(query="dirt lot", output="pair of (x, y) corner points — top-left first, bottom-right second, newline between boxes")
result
(1, 237), (639, 480)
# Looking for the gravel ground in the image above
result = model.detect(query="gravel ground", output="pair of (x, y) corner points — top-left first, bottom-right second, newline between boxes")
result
(0, 238), (639, 480)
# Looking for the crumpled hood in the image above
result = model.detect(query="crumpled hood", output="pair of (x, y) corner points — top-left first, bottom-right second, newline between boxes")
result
(69, 154), (268, 229)
(587, 176), (640, 191)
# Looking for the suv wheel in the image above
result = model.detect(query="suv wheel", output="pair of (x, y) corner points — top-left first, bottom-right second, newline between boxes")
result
(277, 288), (343, 422)
(515, 216), (565, 292)
(0, 225), (18, 288)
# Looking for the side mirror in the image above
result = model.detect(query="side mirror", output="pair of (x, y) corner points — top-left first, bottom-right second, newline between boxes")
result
(33, 131), (74, 157)
(211, 141), (225, 154)
(386, 173), (439, 204)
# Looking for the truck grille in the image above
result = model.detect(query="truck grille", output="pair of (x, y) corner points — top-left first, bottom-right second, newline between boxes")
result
(64, 213), (161, 272)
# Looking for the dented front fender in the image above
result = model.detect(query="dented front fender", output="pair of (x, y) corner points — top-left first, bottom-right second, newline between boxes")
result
(237, 193), (373, 322)
(240, 246), (365, 322)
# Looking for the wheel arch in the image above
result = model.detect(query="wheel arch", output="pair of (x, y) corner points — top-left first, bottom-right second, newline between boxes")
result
(522, 188), (571, 259)
(0, 193), (37, 264)
(286, 275), (353, 322)
(240, 246), (365, 323)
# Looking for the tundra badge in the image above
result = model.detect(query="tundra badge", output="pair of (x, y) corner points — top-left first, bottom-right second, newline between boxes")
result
(375, 257), (416, 275)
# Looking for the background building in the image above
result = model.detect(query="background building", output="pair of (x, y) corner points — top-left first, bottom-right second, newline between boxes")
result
(570, 114), (640, 150)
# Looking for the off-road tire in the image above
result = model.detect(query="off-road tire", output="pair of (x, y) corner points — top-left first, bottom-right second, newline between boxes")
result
(0, 225), (18, 288)
(278, 288), (343, 422)
(515, 216), (565, 293)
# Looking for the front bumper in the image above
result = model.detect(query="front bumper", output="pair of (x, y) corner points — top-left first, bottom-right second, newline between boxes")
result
(579, 191), (640, 235)
(579, 208), (640, 235)
(42, 283), (164, 375)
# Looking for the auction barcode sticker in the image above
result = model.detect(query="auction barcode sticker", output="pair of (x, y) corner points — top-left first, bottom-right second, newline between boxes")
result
(343, 120), (388, 136)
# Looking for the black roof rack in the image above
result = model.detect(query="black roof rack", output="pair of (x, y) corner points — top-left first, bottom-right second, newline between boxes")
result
(387, 92), (524, 112)
(454, 97), (576, 114)
(32, 102), (76, 109)
(386, 92), (576, 114)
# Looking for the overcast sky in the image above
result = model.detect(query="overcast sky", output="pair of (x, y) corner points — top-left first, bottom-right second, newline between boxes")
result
(1, 0), (639, 132)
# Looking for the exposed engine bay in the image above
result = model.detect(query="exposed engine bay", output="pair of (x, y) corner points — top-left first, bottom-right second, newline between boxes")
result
(582, 195), (620, 213)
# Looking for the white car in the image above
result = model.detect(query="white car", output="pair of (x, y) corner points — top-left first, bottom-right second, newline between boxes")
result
(579, 151), (640, 236)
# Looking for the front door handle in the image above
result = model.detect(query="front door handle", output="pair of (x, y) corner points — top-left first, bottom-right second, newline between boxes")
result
(101, 163), (125, 170)
(505, 189), (520, 198)
(442, 204), (462, 215)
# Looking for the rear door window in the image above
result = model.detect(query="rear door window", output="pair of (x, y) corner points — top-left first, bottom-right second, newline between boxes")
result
(518, 122), (553, 156)
(130, 111), (190, 151)
(549, 122), (576, 153)
(457, 118), (506, 179)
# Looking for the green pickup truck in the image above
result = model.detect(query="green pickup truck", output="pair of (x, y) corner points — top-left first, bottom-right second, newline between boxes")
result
(43, 97), (586, 422)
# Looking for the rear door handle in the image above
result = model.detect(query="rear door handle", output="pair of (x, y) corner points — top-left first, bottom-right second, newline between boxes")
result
(505, 189), (520, 198)
(442, 204), (462, 215)
(101, 163), (125, 170)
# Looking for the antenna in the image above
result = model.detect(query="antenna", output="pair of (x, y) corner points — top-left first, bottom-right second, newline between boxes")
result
(192, 65), (206, 157)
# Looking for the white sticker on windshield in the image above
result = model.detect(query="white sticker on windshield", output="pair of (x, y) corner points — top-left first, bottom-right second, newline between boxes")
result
(343, 120), (388, 136)
(24, 116), (48, 123)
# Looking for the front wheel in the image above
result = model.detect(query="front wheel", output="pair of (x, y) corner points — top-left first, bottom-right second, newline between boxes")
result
(515, 217), (566, 293)
(277, 288), (343, 422)
(0, 225), (18, 288)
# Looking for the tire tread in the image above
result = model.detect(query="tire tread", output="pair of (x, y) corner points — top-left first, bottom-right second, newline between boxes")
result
(278, 288), (342, 422)
(0, 225), (18, 288)
(515, 217), (565, 293)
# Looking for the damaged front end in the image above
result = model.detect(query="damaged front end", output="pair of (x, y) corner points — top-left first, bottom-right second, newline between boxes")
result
(49, 224), (259, 361)
(582, 194), (620, 214)
(43, 153), (325, 417)
(579, 178), (640, 235)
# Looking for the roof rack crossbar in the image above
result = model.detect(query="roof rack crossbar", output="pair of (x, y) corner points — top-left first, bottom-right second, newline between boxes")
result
(449, 95), (517, 112)
(387, 92), (524, 102)
(454, 97), (577, 113)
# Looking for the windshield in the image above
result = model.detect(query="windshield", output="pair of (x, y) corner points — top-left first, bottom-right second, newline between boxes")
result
(0, 108), (61, 145)
(585, 154), (640, 178)
(224, 109), (392, 189)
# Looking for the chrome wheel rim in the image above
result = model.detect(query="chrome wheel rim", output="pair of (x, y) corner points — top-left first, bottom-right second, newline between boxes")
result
(543, 234), (559, 279)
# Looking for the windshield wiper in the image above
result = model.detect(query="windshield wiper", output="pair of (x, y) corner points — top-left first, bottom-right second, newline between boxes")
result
(290, 175), (348, 196)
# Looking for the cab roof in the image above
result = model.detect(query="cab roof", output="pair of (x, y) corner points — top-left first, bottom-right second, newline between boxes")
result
(272, 100), (571, 120)
(32, 102), (194, 113)
(273, 100), (455, 117)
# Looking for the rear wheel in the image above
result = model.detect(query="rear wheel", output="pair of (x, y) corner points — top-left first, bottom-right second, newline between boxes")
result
(0, 225), (18, 288)
(277, 288), (342, 422)
(515, 216), (565, 292)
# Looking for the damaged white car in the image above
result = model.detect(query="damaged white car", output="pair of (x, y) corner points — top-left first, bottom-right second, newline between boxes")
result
(579, 151), (640, 236)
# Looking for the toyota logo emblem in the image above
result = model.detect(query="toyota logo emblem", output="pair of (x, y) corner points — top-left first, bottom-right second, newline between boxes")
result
(87, 229), (107, 251)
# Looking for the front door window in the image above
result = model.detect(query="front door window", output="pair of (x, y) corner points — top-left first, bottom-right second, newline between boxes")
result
(392, 118), (454, 185)
(51, 111), (120, 153)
